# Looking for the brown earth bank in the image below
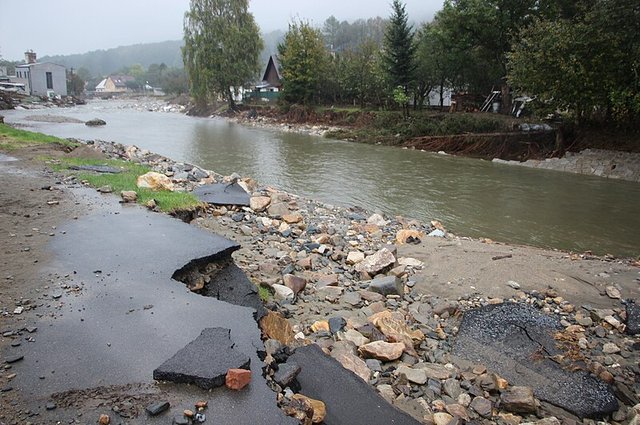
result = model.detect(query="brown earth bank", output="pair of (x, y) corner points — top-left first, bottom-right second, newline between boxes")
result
(2, 138), (639, 424)
(212, 104), (640, 163)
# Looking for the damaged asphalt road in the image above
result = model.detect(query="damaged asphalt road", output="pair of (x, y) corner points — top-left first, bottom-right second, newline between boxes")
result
(6, 195), (296, 424)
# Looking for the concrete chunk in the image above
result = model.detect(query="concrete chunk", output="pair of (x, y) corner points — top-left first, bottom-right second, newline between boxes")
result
(287, 344), (421, 424)
(193, 183), (250, 206)
(153, 328), (250, 390)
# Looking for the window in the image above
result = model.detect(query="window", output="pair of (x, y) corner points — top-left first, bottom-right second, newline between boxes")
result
(46, 72), (53, 89)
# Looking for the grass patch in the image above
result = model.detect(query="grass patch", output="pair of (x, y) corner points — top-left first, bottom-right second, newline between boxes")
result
(0, 123), (77, 151)
(326, 111), (512, 145)
(258, 285), (272, 302)
(53, 157), (202, 213)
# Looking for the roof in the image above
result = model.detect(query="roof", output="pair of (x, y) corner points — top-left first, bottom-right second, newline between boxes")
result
(15, 62), (66, 69)
(257, 55), (282, 89)
(95, 79), (107, 90)
(109, 75), (135, 88)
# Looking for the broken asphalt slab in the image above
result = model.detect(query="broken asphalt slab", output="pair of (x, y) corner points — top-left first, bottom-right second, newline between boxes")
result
(8, 195), (296, 424)
(193, 182), (250, 206)
(68, 164), (122, 174)
(286, 344), (421, 425)
(452, 303), (618, 418)
(153, 327), (250, 389)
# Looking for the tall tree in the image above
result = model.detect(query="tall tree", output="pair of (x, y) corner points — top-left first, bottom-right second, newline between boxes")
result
(182, 0), (263, 109)
(508, 0), (640, 124)
(382, 0), (416, 115)
(278, 21), (330, 105)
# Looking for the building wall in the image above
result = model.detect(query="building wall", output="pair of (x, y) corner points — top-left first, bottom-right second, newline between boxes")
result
(29, 63), (67, 96)
(13, 67), (31, 94)
(428, 87), (452, 107)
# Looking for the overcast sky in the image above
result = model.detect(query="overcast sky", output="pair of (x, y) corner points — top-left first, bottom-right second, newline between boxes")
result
(0, 0), (442, 61)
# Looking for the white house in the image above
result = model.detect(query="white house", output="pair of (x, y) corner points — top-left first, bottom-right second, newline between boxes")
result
(13, 51), (67, 97)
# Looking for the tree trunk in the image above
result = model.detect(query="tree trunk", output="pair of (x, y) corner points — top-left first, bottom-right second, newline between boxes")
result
(501, 83), (511, 115)
(554, 125), (566, 156)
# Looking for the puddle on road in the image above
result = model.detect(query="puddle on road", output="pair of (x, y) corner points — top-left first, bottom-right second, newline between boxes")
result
(0, 153), (18, 162)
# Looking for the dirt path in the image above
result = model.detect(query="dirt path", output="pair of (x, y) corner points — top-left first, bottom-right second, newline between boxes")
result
(0, 145), (87, 423)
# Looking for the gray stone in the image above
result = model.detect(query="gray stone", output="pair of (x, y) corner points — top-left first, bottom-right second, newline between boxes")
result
(368, 275), (403, 296)
(443, 378), (462, 398)
(415, 363), (453, 380)
(395, 365), (428, 385)
(273, 363), (301, 388)
(469, 396), (492, 418)
(342, 329), (369, 347)
(145, 401), (170, 416)
(193, 183), (250, 207)
(428, 229), (445, 238)
(153, 328), (250, 390)
(342, 291), (362, 306)
(85, 118), (106, 126)
(4, 355), (23, 364)
(365, 359), (382, 372)
(500, 386), (536, 413)
(328, 316), (346, 334)
(273, 284), (295, 302)
(452, 303), (618, 418)
(287, 344), (421, 424)
(267, 202), (290, 218)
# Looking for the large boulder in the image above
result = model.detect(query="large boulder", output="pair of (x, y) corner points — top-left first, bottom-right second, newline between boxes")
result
(136, 172), (175, 191)
(85, 118), (106, 126)
(354, 247), (396, 276)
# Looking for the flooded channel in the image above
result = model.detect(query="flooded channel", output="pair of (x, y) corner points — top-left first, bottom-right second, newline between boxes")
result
(4, 100), (639, 257)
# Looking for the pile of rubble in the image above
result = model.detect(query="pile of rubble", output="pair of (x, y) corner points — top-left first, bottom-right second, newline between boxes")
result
(77, 139), (639, 424)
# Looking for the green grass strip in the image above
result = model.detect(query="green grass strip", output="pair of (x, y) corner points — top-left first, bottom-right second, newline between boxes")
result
(0, 123), (77, 151)
(54, 157), (202, 213)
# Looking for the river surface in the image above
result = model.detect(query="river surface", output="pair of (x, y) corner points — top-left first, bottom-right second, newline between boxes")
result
(3, 99), (639, 257)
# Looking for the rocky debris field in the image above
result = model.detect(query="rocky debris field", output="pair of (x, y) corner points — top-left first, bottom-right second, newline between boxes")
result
(3, 138), (639, 425)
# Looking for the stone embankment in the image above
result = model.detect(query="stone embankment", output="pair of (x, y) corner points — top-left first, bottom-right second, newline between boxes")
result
(493, 149), (640, 183)
(229, 113), (340, 138)
(78, 138), (640, 425)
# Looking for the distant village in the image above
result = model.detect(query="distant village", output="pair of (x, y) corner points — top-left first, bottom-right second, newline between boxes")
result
(0, 49), (290, 105)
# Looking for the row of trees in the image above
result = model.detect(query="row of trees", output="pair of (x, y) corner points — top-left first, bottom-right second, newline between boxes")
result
(182, 0), (639, 125)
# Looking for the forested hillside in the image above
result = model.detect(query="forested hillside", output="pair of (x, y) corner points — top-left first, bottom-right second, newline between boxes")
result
(39, 40), (184, 78)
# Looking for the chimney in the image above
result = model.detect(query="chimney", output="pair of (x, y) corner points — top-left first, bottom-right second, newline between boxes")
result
(24, 50), (37, 64)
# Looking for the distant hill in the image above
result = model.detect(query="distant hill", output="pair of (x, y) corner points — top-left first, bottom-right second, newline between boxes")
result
(40, 40), (184, 78)
(38, 32), (285, 80)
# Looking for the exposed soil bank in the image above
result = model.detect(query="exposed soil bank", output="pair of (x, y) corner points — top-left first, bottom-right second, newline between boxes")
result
(224, 105), (640, 182)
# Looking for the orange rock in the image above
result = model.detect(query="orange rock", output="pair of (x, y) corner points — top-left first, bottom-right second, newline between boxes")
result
(225, 368), (251, 390)
(98, 414), (110, 425)
(292, 394), (327, 424)
(396, 229), (423, 244)
(310, 320), (330, 333)
(195, 400), (208, 409)
(260, 311), (295, 345)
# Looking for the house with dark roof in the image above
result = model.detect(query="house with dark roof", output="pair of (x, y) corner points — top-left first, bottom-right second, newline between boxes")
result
(12, 50), (67, 96)
(250, 55), (282, 101)
(95, 75), (135, 93)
